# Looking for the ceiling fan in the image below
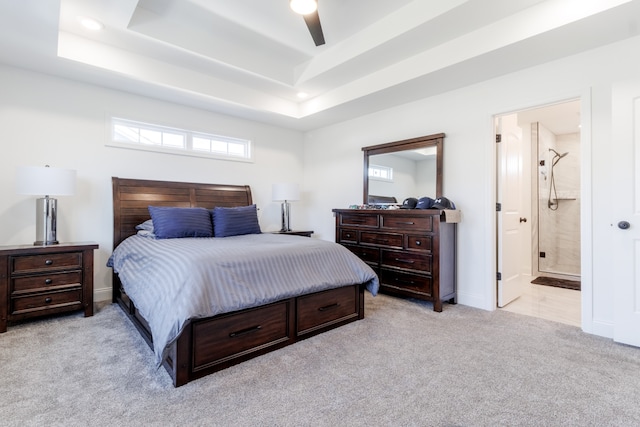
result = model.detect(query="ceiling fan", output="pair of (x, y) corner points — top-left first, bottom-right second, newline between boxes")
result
(290, 0), (325, 46)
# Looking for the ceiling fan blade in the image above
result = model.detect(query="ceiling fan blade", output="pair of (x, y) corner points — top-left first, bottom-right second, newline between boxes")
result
(303, 10), (325, 46)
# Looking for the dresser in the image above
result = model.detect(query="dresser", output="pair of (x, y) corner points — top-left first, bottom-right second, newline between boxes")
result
(0, 242), (99, 332)
(333, 209), (456, 312)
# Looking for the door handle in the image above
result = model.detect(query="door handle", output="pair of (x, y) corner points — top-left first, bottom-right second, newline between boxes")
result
(519, 217), (527, 223)
(618, 221), (631, 230)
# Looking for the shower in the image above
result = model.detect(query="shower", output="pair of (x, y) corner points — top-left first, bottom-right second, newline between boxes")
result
(548, 148), (568, 210)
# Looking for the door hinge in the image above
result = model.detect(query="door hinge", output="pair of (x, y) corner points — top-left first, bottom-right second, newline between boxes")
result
(496, 203), (502, 212)
(497, 272), (502, 281)
(496, 134), (502, 143)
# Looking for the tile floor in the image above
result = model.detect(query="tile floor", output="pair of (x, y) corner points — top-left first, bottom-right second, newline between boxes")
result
(499, 281), (581, 327)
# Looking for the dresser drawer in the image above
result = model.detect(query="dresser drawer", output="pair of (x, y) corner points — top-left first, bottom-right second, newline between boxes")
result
(380, 269), (433, 296)
(381, 214), (433, 232)
(11, 289), (83, 315)
(407, 235), (433, 252)
(11, 252), (82, 274)
(342, 244), (380, 264)
(12, 271), (82, 294)
(297, 285), (359, 334)
(360, 232), (403, 248)
(339, 229), (359, 243)
(381, 249), (432, 272)
(192, 301), (291, 370)
(339, 213), (379, 228)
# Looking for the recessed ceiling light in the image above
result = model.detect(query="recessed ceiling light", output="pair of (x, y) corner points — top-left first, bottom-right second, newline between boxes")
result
(78, 16), (104, 31)
(297, 92), (309, 99)
(290, 0), (317, 15)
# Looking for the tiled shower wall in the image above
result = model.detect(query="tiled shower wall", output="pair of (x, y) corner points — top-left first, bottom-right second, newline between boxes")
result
(536, 123), (581, 277)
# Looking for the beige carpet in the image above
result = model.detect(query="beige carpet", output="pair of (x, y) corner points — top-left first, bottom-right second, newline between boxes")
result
(1, 293), (639, 426)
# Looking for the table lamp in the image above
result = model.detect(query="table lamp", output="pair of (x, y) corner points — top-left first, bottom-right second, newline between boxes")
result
(16, 165), (77, 245)
(272, 183), (300, 232)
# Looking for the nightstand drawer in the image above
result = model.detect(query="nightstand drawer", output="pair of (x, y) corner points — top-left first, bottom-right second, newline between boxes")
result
(11, 289), (83, 315)
(12, 271), (82, 294)
(11, 252), (82, 274)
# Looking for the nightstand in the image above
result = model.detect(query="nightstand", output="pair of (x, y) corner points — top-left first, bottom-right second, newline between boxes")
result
(272, 230), (314, 237)
(0, 242), (99, 332)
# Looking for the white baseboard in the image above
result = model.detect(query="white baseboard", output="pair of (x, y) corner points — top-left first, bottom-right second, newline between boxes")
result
(94, 287), (112, 303)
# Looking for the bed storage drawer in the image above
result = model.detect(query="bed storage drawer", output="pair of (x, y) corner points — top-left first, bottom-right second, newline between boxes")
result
(296, 285), (359, 335)
(192, 301), (291, 371)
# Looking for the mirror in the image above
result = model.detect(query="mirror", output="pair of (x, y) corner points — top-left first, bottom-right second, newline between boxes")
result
(363, 133), (444, 205)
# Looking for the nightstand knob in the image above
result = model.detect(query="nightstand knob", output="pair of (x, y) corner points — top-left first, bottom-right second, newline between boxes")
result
(416, 240), (421, 246)
(44, 297), (52, 304)
(45, 259), (53, 266)
(45, 278), (53, 285)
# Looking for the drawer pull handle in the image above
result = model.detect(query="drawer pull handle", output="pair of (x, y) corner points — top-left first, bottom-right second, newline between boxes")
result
(395, 278), (416, 285)
(395, 258), (415, 264)
(415, 241), (421, 246)
(398, 221), (415, 225)
(229, 325), (262, 338)
(318, 302), (340, 312)
(45, 259), (53, 265)
(44, 297), (53, 304)
(45, 278), (53, 285)
(346, 234), (352, 238)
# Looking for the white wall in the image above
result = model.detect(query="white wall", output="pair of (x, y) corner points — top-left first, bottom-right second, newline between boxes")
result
(0, 65), (305, 302)
(304, 35), (640, 338)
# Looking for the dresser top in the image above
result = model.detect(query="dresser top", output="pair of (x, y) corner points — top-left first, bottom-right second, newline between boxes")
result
(332, 208), (461, 223)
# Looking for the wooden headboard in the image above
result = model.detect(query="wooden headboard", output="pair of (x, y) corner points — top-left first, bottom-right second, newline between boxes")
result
(111, 177), (253, 250)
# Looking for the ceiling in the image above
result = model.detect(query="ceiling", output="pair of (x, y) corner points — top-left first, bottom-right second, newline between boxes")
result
(1, 0), (639, 131)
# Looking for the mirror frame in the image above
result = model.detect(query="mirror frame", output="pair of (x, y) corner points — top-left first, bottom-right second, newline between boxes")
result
(362, 133), (444, 204)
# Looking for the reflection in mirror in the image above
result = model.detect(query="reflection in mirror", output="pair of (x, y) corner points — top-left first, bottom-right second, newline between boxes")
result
(363, 133), (444, 205)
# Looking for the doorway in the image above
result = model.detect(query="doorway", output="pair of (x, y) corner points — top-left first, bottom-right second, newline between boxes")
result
(496, 100), (581, 327)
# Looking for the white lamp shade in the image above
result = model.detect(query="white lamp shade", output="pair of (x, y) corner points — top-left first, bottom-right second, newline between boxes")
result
(16, 166), (77, 196)
(272, 183), (300, 201)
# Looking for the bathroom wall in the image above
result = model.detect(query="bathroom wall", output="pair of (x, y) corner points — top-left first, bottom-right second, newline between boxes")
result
(537, 123), (581, 277)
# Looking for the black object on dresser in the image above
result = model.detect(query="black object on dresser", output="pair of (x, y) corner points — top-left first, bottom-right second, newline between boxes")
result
(333, 209), (456, 312)
(0, 242), (99, 332)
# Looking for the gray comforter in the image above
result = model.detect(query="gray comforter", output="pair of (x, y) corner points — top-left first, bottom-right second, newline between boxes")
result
(107, 233), (379, 365)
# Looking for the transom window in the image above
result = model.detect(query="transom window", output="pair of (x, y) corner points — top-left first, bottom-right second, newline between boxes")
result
(109, 117), (252, 162)
(369, 164), (393, 182)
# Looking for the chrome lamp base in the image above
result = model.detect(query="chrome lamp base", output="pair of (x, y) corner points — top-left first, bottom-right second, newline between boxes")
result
(280, 201), (292, 232)
(34, 196), (59, 245)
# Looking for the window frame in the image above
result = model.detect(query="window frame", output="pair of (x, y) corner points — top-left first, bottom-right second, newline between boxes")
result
(107, 117), (253, 162)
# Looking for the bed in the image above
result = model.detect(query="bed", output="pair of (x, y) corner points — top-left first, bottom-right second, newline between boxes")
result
(109, 177), (378, 387)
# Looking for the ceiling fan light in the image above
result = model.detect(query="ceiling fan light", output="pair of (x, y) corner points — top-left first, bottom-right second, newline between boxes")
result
(290, 0), (317, 15)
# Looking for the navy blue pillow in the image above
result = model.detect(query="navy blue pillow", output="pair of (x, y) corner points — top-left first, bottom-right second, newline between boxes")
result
(212, 204), (261, 237)
(148, 206), (213, 239)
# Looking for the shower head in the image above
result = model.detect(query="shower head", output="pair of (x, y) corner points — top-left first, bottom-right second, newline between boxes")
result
(549, 148), (569, 159)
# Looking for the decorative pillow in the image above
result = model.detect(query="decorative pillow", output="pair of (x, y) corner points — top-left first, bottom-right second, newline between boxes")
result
(148, 206), (213, 239)
(212, 204), (261, 237)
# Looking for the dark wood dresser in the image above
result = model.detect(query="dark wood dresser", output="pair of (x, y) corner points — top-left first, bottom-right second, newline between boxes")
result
(0, 242), (98, 332)
(333, 209), (456, 312)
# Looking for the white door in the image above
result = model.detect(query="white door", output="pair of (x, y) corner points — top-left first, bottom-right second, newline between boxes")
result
(497, 114), (527, 307)
(612, 79), (640, 347)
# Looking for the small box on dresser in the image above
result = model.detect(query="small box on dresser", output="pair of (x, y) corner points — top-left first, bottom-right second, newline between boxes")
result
(333, 209), (457, 312)
(0, 242), (99, 332)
